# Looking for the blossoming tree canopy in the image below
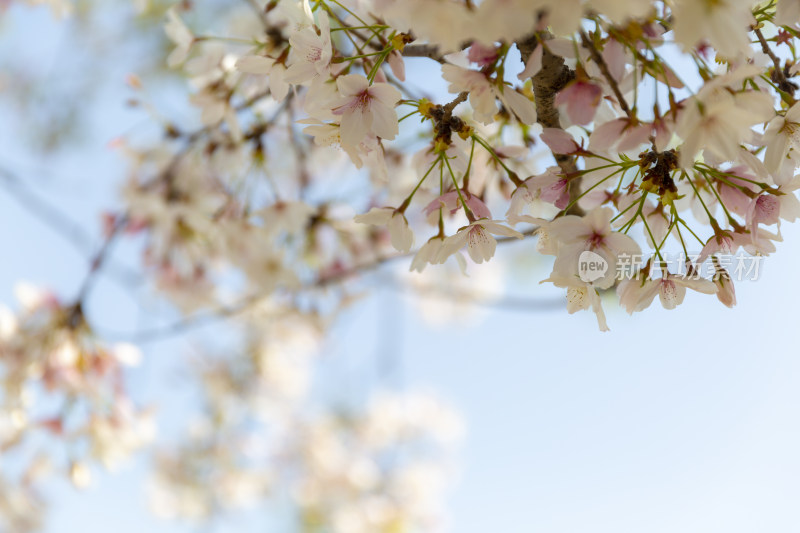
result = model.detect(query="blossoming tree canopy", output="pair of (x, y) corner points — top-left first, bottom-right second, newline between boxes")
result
(182, 0), (799, 331)
(2, 0), (800, 530)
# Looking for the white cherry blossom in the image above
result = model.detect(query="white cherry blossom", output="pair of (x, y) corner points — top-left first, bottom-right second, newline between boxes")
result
(332, 75), (402, 148)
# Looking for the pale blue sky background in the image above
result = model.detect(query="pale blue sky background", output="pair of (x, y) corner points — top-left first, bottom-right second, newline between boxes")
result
(2, 3), (800, 533)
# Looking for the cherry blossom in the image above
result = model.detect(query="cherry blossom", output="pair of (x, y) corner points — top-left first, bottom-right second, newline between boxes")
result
(440, 219), (523, 264)
(763, 102), (800, 184)
(672, 0), (755, 58)
(541, 271), (610, 331)
(712, 258), (737, 308)
(164, 7), (194, 68)
(284, 11), (333, 85)
(332, 75), (402, 148)
(618, 269), (717, 312)
(555, 79), (603, 126)
(442, 64), (536, 125)
(545, 207), (641, 290)
(354, 207), (414, 253)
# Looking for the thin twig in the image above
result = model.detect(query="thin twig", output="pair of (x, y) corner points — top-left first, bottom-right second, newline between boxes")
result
(580, 29), (632, 118)
(443, 91), (469, 114)
(103, 226), (541, 343)
(0, 166), (142, 288)
(402, 44), (446, 63)
(754, 27), (795, 97)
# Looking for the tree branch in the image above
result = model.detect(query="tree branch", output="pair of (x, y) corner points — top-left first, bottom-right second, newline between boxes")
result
(517, 32), (582, 214)
(401, 44), (446, 63)
(754, 27), (796, 98)
(102, 227), (541, 343)
(0, 166), (142, 288)
(580, 30), (631, 118)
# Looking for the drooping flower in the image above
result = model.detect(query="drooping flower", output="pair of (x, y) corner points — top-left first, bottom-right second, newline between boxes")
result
(712, 257), (737, 308)
(439, 219), (523, 264)
(763, 102), (800, 184)
(354, 207), (414, 253)
(617, 268), (717, 312)
(409, 237), (471, 277)
(165, 7), (194, 68)
(541, 272), (610, 331)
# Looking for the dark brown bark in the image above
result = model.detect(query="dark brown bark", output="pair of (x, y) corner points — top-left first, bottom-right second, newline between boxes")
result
(517, 32), (582, 214)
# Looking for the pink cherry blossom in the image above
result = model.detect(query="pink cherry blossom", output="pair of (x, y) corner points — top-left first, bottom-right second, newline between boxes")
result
(540, 128), (579, 154)
(467, 42), (498, 66)
(589, 118), (651, 153)
(354, 207), (414, 253)
(284, 11), (332, 85)
(554, 80), (603, 125)
(332, 75), (402, 148)
(617, 269), (716, 313)
(423, 190), (492, 224)
(545, 207), (641, 290)
(440, 219), (523, 264)
(712, 258), (737, 308)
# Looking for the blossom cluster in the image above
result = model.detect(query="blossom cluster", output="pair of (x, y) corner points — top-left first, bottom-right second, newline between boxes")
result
(147, 311), (461, 532)
(156, 0), (800, 331)
(0, 283), (152, 531)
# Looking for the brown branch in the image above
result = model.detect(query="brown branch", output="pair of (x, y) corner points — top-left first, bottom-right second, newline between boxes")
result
(443, 91), (469, 114)
(401, 44), (446, 63)
(579, 30), (631, 118)
(516, 32), (583, 214)
(754, 27), (795, 97)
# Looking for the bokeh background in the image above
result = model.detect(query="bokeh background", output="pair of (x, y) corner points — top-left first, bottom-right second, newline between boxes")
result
(2, 3), (800, 532)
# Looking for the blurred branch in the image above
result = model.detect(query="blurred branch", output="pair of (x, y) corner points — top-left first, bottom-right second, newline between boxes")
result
(103, 227), (544, 343)
(402, 44), (446, 63)
(0, 166), (143, 288)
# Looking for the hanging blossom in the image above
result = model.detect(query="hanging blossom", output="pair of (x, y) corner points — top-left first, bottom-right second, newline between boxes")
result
(354, 206), (414, 253)
(439, 219), (524, 264)
(617, 267), (717, 312)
